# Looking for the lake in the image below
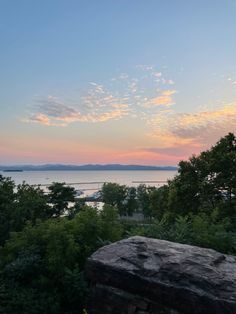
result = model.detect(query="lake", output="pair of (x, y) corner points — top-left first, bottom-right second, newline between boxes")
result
(1, 170), (177, 195)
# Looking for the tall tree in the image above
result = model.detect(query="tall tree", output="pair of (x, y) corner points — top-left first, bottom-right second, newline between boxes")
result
(168, 133), (236, 218)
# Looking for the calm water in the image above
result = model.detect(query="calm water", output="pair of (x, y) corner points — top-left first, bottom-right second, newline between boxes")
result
(1, 170), (177, 195)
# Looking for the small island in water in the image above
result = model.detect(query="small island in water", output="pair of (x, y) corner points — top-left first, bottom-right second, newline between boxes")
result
(3, 169), (23, 172)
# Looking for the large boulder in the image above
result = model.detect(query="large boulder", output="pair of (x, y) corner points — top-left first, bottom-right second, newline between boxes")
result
(86, 236), (236, 314)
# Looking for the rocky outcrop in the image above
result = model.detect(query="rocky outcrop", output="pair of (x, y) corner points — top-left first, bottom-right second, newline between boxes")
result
(86, 236), (236, 314)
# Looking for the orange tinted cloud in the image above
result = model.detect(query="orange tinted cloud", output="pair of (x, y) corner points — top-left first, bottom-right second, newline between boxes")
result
(149, 103), (236, 152)
(24, 113), (51, 125)
(143, 90), (177, 107)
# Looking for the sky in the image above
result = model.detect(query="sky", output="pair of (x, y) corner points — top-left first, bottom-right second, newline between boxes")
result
(0, 0), (236, 165)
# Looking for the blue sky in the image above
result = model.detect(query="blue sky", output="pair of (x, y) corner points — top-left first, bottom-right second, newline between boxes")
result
(0, 0), (236, 165)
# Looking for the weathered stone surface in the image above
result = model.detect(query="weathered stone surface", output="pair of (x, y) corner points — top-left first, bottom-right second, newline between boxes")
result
(86, 236), (236, 314)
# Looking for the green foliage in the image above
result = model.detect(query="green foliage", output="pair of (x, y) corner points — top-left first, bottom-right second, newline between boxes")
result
(125, 187), (138, 216)
(149, 185), (169, 219)
(168, 133), (236, 217)
(12, 183), (50, 232)
(128, 212), (236, 254)
(102, 182), (130, 215)
(99, 204), (123, 244)
(0, 176), (15, 245)
(69, 199), (86, 219)
(0, 204), (123, 314)
(102, 183), (150, 216)
(136, 184), (151, 217)
(48, 182), (76, 217)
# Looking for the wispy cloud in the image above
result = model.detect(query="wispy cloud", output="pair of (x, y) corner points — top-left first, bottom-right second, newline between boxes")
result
(143, 89), (177, 107)
(24, 83), (130, 126)
(25, 99), (129, 126)
(24, 113), (51, 126)
(149, 103), (236, 152)
(23, 65), (176, 126)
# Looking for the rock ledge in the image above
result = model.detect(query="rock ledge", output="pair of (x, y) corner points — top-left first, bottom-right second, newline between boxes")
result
(86, 236), (236, 314)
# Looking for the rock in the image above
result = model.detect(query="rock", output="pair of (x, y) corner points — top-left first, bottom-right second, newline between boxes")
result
(86, 236), (236, 314)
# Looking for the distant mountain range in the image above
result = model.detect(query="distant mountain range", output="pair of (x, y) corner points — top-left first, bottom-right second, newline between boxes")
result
(0, 164), (178, 171)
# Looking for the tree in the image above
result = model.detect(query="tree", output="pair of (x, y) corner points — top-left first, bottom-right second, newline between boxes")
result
(136, 185), (152, 217)
(68, 199), (86, 219)
(0, 218), (85, 314)
(0, 204), (124, 314)
(48, 183), (76, 217)
(123, 187), (137, 216)
(101, 183), (127, 215)
(0, 176), (15, 245)
(208, 133), (236, 205)
(168, 133), (236, 219)
(100, 204), (123, 242)
(149, 185), (169, 219)
(12, 183), (50, 232)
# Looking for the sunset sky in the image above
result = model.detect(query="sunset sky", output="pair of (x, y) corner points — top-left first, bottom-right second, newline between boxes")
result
(1, 0), (236, 165)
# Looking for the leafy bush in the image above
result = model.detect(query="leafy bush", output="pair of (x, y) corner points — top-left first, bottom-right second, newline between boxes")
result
(0, 205), (123, 314)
